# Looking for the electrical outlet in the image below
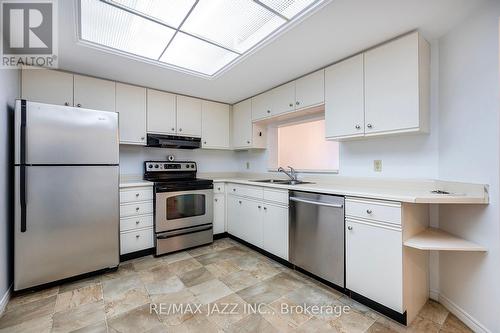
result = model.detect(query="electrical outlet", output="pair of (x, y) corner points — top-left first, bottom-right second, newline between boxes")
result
(246, 161), (250, 170)
(374, 160), (382, 172)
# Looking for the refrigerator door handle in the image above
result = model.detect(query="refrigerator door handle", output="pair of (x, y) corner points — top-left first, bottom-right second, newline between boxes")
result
(20, 100), (27, 232)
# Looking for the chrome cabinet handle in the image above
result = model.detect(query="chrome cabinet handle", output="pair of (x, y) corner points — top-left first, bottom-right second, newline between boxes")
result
(295, 101), (300, 106)
(215, 198), (218, 202)
(135, 193), (140, 197)
(246, 140), (250, 144)
(348, 226), (353, 230)
(288, 103), (293, 107)
(267, 110), (271, 113)
(367, 124), (373, 129)
(355, 125), (361, 129)
(258, 205), (261, 209)
(366, 209), (373, 214)
(263, 207), (267, 210)
(76, 103), (82, 107)
(204, 141), (207, 144)
(136, 234), (140, 238)
(64, 102), (70, 106)
(217, 187), (221, 191)
(171, 127), (175, 131)
(179, 128), (182, 132)
(135, 207), (140, 211)
(233, 188), (236, 192)
(136, 221), (140, 225)
(238, 200), (242, 204)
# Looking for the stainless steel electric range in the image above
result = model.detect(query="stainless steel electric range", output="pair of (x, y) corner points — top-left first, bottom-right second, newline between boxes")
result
(144, 161), (213, 256)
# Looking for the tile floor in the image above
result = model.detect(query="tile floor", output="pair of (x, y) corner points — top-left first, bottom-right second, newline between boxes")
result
(0, 238), (472, 333)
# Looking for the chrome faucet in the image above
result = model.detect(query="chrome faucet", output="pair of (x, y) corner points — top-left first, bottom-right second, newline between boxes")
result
(278, 166), (298, 181)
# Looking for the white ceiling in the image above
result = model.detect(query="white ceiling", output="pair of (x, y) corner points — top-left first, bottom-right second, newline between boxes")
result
(58, 0), (484, 104)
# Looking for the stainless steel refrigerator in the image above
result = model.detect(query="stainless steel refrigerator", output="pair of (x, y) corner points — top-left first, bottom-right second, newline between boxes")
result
(14, 100), (120, 291)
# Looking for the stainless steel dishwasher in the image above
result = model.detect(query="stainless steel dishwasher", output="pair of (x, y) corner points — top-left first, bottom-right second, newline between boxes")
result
(289, 191), (345, 288)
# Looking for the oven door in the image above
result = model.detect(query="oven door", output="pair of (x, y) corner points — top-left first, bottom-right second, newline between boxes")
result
(155, 189), (213, 233)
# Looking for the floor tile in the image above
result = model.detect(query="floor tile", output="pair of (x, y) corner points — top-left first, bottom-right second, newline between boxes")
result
(159, 251), (192, 265)
(417, 300), (449, 325)
(5, 286), (58, 311)
(151, 289), (200, 326)
(329, 309), (376, 333)
(194, 246), (247, 266)
(59, 276), (101, 294)
(70, 321), (108, 333)
(52, 300), (105, 333)
(339, 295), (381, 320)
(179, 267), (215, 287)
(366, 321), (399, 333)
(406, 316), (440, 333)
(220, 270), (261, 292)
(167, 258), (203, 275)
(101, 262), (135, 281)
(228, 313), (279, 333)
(205, 293), (249, 330)
(205, 260), (241, 278)
(169, 313), (222, 333)
(295, 316), (339, 333)
(131, 255), (164, 271)
(189, 279), (233, 304)
(0, 294), (56, 329)
(262, 297), (312, 331)
(102, 275), (150, 317)
(139, 264), (184, 295)
(236, 280), (287, 305)
(55, 284), (103, 312)
(0, 314), (52, 333)
(228, 255), (281, 281)
(440, 313), (473, 333)
(107, 303), (163, 333)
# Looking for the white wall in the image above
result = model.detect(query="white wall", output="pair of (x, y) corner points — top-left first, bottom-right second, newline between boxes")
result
(119, 145), (240, 175)
(437, 1), (500, 332)
(0, 69), (19, 309)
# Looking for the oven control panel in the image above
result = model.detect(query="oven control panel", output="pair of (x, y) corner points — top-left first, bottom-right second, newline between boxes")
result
(145, 161), (197, 172)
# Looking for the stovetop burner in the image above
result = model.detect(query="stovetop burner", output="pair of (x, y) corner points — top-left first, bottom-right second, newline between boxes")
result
(143, 160), (213, 192)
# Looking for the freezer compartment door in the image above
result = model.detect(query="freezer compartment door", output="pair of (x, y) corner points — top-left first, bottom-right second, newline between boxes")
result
(14, 165), (119, 290)
(15, 100), (119, 165)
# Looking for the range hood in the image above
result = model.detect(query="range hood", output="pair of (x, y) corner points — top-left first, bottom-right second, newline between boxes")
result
(147, 134), (201, 149)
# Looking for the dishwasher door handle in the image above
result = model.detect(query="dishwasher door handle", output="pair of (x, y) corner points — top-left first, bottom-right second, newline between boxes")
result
(290, 196), (344, 208)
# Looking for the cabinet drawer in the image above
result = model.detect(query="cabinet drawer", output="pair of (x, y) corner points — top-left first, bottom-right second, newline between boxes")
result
(120, 187), (153, 204)
(263, 188), (288, 205)
(120, 201), (153, 218)
(213, 182), (225, 194)
(120, 215), (153, 232)
(345, 198), (401, 225)
(120, 227), (154, 254)
(227, 183), (263, 200)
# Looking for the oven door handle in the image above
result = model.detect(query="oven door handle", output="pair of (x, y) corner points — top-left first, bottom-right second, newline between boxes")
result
(157, 224), (213, 239)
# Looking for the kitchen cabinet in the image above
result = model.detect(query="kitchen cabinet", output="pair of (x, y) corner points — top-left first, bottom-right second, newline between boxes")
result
(232, 99), (266, 149)
(262, 203), (288, 260)
(325, 54), (365, 139)
(202, 101), (230, 149)
(213, 194), (225, 234)
(22, 68), (73, 106)
(271, 81), (295, 115)
(295, 70), (324, 110)
(147, 89), (176, 135)
(251, 90), (273, 121)
(116, 83), (147, 145)
(346, 218), (403, 313)
(227, 196), (263, 247)
(176, 95), (202, 137)
(364, 32), (429, 136)
(73, 75), (115, 111)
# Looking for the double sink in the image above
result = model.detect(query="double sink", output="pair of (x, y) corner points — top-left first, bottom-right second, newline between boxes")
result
(251, 179), (313, 186)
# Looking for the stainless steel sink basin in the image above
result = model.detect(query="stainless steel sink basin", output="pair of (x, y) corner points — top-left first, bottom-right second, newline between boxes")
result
(251, 179), (313, 185)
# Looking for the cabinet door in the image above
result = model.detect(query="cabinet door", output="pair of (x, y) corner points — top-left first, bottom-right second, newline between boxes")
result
(346, 220), (403, 312)
(325, 54), (365, 139)
(177, 95), (202, 137)
(295, 70), (324, 110)
(232, 99), (252, 148)
(202, 101), (230, 149)
(116, 83), (147, 145)
(271, 81), (295, 115)
(22, 69), (73, 106)
(262, 204), (288, 260)
(227, 196), (262, 246)
(147, 89), (176, 135)
(251, 91), (273, 121)
(74, 75), (115, 111)
(213, 194), (225, 234)
(364, 32), (420, 134)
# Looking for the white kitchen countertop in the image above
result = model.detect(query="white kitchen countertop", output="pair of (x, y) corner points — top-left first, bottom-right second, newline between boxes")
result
(119, 173), (488, 204)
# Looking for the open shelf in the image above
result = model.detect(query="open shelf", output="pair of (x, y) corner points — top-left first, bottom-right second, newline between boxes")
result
(404, 228), (487, 252)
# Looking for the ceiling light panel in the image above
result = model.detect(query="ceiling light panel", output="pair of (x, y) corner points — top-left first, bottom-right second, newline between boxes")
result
(258, 0), (317, 19)
(80, 0), (175, 59)
(109, 0), (196, 28)
(160, 32), (238, 76)
(181, 0), (286, 53)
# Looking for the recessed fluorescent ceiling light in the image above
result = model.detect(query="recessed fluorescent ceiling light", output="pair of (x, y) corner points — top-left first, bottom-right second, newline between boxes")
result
(79, 0), (326, 77)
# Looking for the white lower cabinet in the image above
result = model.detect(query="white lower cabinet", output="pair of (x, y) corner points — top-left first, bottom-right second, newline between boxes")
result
(226, 184), (288, 259)
(346, 219), (403, 312)
(119, 186), (154, 255)
(262, 204), (289, 260)
(213, 194), (225, 234)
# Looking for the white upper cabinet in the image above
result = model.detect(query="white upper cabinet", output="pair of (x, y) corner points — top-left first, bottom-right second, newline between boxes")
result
(116, 83), (147, 145)
(271, 81), (296, 115)
(147, 89), (176, 135)
(232, 99), (253, 149)
(176, 95), (202, 137)
(73, 75), (115, 111)
(364, 32), (429, 135)
(325, 54), (365, 139)
(295, 70), (324, 109)
(201, 100), (230, 149)
(22, 69), (73, 106)
(251, 90), (273, 121)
